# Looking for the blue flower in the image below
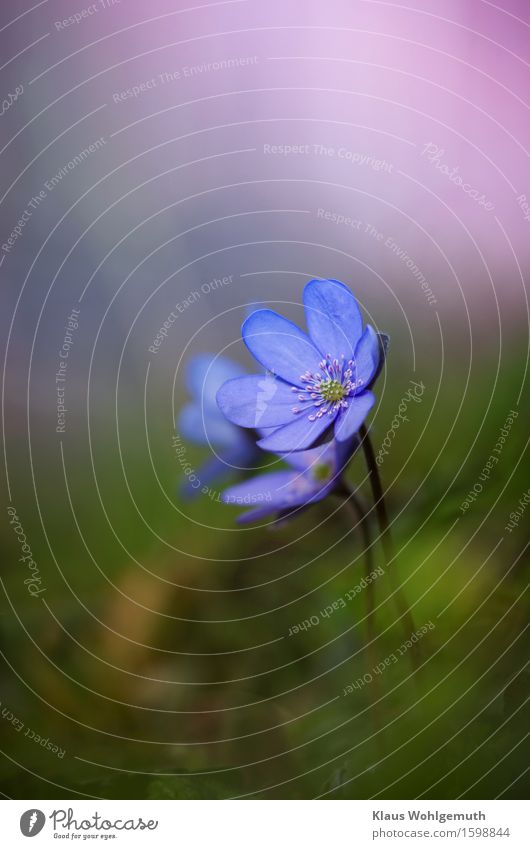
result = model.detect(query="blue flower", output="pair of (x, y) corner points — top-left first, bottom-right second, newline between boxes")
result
(221, 437), (357, 524)
(217, 279), (387, 452)
(177, 353), (259, 496)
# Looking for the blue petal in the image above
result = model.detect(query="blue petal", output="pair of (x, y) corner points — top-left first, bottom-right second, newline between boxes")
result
(303, 279), (363, 359)
(179, 442), (256, 500)
(353, 325), (380, 389)
(186, 353), (245, 408)
(257, 409), (334, 452)
(282, 439), (337, 471)
(236, 486), (330, 524)
(179, 456), (229, 500)
(242, 309), (322, 386)
(334, 391), (376, 442)
(178, 402), (240, 447)
(367, 332), (389, 389)
(256, 426), (280, 440)
(335, 434), (361, 470)
(283, 437), (359, 480)
(216, 374), (305, 428)
(222, 470), (300, 512)
(222, 468), (330, 523)
(214, 438), (257, 467)
(235, 505), (282, 524)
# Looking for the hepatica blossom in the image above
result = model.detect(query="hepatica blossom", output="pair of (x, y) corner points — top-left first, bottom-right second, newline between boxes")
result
(221, 437), (358, 524)
(177, 353), (259, 495)
(216, 279), (386, 453)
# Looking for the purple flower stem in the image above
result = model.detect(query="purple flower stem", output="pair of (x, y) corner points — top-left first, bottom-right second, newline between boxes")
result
(338, 485), (377, 646)
(358, 424), (420, 672)
(338, 484), (385, 751)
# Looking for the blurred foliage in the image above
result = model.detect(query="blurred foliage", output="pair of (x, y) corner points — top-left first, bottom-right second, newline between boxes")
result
(0, 341), (528, 799)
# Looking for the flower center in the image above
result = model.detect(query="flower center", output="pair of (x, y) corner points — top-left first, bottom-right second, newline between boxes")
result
(290, 354), (363, 421)
(312, 462), (333, 482)
(319, 378), (346, 403)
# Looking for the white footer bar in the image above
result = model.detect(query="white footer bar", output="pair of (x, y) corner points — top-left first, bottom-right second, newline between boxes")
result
(1, 799), (525, 848)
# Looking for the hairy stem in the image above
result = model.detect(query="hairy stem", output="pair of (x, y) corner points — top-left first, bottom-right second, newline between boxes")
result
(338, 484), (384, 748)
(339, 486), (377, 646)
(358, 424), (419, 669)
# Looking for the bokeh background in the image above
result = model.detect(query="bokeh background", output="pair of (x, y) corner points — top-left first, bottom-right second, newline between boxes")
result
(0, 0), (528, 799)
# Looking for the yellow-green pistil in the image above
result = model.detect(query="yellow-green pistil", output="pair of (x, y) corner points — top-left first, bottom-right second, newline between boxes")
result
(290, 354), (362, 420)
(319, 378), (347, 403)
